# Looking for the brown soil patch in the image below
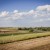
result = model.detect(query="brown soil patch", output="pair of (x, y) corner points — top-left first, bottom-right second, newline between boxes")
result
(0, 36), (50, 50)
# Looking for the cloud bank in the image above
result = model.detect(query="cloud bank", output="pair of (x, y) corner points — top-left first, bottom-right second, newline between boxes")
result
(0, 5), (50, 27)
(0, 5), (50, 20)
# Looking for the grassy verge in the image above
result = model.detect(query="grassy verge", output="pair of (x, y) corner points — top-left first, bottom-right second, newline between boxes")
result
(0, 32), (50, 44)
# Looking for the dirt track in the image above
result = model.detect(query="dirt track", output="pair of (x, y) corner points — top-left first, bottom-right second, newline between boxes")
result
(0, 36), (50, 50)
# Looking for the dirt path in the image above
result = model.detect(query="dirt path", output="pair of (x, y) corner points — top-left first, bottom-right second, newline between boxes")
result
(0, 36), (50, 50)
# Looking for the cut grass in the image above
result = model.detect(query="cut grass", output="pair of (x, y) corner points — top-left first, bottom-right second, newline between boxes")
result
(0, 32), (50, 44)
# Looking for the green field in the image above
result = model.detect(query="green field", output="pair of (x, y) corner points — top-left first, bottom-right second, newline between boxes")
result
(0, 32), (50, 44)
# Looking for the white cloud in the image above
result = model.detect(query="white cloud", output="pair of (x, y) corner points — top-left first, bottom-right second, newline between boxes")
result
(36, 5), (46, 11)
(47, 18), (50, 20)
(35, 18), (50, 22)
(33, 19), (44, 22)
(0, 5), (50, 21)
(36, 5), (50, 11)
(13, 10), (18, 13)
(34, 5), (50, 18)
(0, 11), (9, 17)
(28, 10), (35, 15)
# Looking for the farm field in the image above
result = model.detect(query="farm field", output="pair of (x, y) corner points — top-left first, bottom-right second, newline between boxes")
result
(0, 32), (50, 44)
(0, 36), (50, 50)
(0, 27), (50, 50)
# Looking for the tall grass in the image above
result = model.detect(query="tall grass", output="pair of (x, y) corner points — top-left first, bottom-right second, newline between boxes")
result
(0, 32), (50, 44)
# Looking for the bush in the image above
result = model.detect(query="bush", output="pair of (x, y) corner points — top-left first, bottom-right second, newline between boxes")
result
(29, 29), (34, 32)
(18, 28), (22, 30)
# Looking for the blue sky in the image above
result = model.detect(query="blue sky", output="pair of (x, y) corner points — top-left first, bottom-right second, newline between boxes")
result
(0, 0), (50, 11)
(0, 0), (50, 27)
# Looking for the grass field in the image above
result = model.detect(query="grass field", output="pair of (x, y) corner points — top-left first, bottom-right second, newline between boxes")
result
(0, 32), (50, 44)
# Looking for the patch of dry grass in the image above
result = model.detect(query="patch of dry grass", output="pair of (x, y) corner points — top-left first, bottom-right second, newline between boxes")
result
(0, 32), (50, 44)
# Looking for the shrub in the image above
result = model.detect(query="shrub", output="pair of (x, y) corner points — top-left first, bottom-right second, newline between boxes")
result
(29, 29), (34, 32)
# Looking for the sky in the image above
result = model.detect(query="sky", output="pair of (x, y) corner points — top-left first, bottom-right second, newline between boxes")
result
(0, 0), (50, 27)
